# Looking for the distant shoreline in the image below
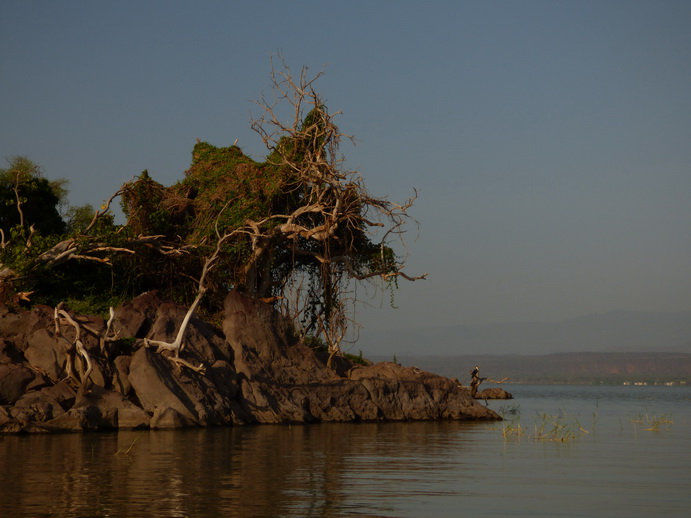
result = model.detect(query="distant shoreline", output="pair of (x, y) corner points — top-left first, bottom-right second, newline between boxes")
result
(378, 351), (691, 386)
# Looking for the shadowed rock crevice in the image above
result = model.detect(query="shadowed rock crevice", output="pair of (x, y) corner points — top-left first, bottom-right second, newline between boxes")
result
(1, 291), (500, 433)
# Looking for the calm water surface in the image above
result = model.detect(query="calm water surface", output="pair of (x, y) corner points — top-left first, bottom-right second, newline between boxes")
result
(1, 384), (690, 517)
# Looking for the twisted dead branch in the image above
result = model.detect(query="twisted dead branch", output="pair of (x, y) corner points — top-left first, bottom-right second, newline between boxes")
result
(142, 206), (239, 375)
(54, 303), (94, 387)
(53, 303), (122, 388)
(246, 55), (427, 360)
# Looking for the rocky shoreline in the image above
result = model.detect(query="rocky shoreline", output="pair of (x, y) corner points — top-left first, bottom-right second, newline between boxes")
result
(0, 291), (502, 433)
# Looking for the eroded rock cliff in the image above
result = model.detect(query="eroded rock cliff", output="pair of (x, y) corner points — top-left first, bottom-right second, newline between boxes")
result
(0, 291), (499, 433)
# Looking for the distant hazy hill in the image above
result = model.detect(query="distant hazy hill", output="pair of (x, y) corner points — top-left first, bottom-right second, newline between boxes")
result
(390, 352), (691, 385)
(363, 311), (691, 356)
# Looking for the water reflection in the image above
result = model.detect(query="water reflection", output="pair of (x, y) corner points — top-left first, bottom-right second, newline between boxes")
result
(0, 421), (484, 518)
(2, 386), (690, 517)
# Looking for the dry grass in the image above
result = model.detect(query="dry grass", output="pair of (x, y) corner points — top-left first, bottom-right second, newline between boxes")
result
(630, 413), (674, 432)
(490, 405), (589, 442)
(532, 411), (589, 442)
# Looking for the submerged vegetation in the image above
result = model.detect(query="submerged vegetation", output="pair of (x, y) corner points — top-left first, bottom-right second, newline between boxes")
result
(0, 58), (424, 361)
(630, 413), (674, 432)
(492, 404), (591, 442)
(492, 402), (676, 442)
(532, 411), (590, 442)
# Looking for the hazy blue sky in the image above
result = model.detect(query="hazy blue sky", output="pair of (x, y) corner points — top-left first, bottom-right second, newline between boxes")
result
(2, 1), (690, 350)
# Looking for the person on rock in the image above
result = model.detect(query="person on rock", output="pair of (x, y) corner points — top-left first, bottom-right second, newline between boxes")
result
(470, 365), (486, 398)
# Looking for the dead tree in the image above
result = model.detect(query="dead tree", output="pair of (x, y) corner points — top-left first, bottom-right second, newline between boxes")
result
(3, 59), (427, 375)
(53, 303), (121, 389)
(247, 54), (426, 362)
(0, 182), (180, 295)
(141, 207), (241, 374)
(54, 303), (93, 388)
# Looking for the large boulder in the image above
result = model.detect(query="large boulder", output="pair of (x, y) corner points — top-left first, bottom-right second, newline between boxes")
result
(224, 290), (334, 384)
(124, 294), (248, 428)
(110, 290), (164, 338)
(128, 346), (201, 425)
(0, 306), (31, 350)
(476, 387), (513, 400)
(0, 364), (35, 404)
(73, 386), (150, 430)
(14, 391), (66, 422)
(23, 329), (63, 381)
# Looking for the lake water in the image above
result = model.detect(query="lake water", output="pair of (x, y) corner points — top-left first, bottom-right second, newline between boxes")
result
(1, 384), (690, 517)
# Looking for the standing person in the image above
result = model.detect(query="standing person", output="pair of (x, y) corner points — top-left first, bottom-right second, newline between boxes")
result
(470, 365), (485, 398)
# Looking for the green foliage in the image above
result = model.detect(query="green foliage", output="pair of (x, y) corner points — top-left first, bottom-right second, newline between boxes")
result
(1, 71), (419, 362)
(121, 170), (172, 237)
(268, 106), (328, 166)
(0, 139), (401, 325)
(0, 156), (66, 235)
(0, 157), (133, 310)
(57, 293), (125, 320)
(65, 204), (96, 234)
(2, 226), (58, 268)
(181, 142), (285, 243)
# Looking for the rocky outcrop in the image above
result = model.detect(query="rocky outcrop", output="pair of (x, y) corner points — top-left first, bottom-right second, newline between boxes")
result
(0, 291), (499, 433)
(476, 387), (513, 400)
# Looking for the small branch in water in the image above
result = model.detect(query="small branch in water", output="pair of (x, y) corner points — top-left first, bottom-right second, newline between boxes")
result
(114, 433), (143, 455)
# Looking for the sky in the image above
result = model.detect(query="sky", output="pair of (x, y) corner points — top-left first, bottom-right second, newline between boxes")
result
(2, 1), (690, 353)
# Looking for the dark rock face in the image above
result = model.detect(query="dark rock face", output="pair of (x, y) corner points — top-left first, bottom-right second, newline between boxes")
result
(0, 291), (499, 433)
(0, 364), (35, 404)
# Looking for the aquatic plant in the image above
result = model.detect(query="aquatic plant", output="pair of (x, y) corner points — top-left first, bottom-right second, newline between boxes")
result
(630, 413), (673, 432)
(497, 402), (520, 417)
(489, 404), (595, 443)
(114, 433), (143, 456)
(532, 411), (589, 442)
(501, 419), (527, 440)
(488, 403), (526, 440)
(489, 404), (590, 442)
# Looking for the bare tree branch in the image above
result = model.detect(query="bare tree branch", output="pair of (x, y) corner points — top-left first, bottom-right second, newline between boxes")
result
(242, 54), (426, 361)
(54, 303), (93, 388)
